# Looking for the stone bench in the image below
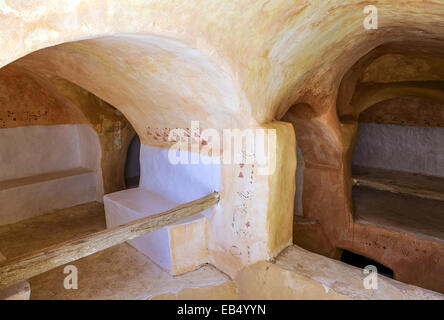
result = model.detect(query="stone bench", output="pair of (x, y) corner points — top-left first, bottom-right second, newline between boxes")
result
(104, 187), (209, 275)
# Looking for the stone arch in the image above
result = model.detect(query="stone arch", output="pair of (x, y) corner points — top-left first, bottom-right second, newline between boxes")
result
(0, 31), (285, 277)
(281, 40), (444, 292)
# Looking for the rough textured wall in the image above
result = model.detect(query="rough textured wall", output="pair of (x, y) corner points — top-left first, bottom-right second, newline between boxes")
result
(354, 96), (444, 177)
(329, 41), (443, 292)
(359, 96), (444, 127)
(361, 53), (444, 83)
(353, 123), (444, 178)
(0, 65), (86, 128)
(6, 33), (293, 277)
(0, 62), (135, 194)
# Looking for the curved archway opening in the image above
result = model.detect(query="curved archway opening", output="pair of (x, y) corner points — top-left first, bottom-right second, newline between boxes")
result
(338, 45), (444, 292)
(281, 102), (342, 259)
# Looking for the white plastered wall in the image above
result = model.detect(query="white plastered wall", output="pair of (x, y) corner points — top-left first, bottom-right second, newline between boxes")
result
(104, 144), (222, 273)
(139, 144), (222, 211)
(0, 124), (103, 225)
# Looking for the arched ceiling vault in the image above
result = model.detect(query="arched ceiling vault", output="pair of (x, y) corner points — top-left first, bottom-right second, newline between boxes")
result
(337, 40), (444, 122)
(1, 1), (443, 127)
(7, 35), (244, 143)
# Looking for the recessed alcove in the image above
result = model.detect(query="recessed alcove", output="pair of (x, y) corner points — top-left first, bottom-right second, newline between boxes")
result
(340, 249), (394, 279)
(281, 43), (444, 293)
(351, 97), (444, 243)
(105, 144), (221, 274)
(0, 66), (137, 298)
(0, 89), (104, 226)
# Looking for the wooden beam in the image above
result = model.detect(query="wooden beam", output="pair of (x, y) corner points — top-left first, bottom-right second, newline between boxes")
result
(0, 191), (219, 289)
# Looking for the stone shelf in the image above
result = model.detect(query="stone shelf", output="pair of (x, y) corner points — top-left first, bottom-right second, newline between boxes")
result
(353, 186), (444, 243)
(352, 166), (444, 201)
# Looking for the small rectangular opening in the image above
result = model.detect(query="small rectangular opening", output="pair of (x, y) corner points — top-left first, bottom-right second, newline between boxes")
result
(340, 249), (394, 279)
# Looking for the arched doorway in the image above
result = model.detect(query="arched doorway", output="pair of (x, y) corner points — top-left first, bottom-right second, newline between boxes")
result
(282, 43), (444, 293)
(0, 33), (239, 298)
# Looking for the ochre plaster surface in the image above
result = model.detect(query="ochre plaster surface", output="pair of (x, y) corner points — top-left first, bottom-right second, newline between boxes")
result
(284, 30), (444, 293)
(0, 124), (103, 224)
(359, 96), (444, 127)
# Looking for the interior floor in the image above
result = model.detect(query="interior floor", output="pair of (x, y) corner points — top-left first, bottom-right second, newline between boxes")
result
(353, 186), (444, 243)
(0, 203), (231, 300)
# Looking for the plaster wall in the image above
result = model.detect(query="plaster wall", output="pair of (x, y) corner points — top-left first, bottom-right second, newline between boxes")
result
(140, 144), (222, 210)
(353, 123), (444, 178)
(0, 124), (103, 224)
(0, 125), (82, 181)
(0, 64), (131, 195)
(0, 124), (102, 183)
(76, 124), (104, 200)
(294, 143), (304, 216)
